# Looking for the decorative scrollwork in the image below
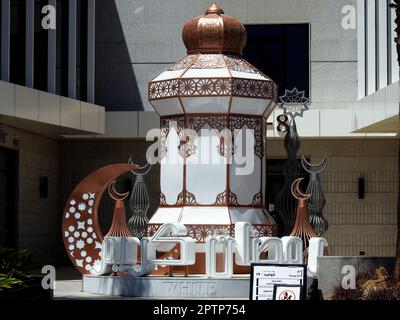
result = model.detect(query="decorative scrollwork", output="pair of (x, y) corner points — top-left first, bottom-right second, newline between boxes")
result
(251, 191), (263, 206)
(230, 115), (263, 159)
(159, 192), (167, 206)
(176, 190), (198, 206)
(215, 189), (239, 206)
(185, 191), (198, 205)
(167, 54), (198, 71)
(149, 78), (275, 100)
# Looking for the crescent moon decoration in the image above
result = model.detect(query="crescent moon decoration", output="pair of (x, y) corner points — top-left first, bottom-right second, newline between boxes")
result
(290, 178), (311, 201)
(108, 180), (129, 201)
(301, 156), (329, 237)
(62, 163), (137, 274)
(128, 155), (152, 176)
(105, 180), (133, 238)
(301, 155), (327, 174)
(289, 178), (317, 250)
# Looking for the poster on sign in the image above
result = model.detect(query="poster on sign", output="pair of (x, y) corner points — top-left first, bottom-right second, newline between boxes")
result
(273, 284), (303, 300)
(249, 264), (307, 300)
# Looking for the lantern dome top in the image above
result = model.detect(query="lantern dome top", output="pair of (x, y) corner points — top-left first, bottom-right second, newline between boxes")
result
(182, 3), (247, 56)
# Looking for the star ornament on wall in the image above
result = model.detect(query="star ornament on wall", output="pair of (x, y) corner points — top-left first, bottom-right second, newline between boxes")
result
(278, 88), (310, 119)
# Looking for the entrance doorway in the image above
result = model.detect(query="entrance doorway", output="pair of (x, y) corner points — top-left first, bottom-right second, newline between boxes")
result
(0, 147), (18, 247)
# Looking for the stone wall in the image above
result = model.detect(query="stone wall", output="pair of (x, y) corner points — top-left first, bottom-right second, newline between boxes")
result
(95, 0), (358, 112)
(57, 137), (399, 261)
(267, 138), (399, 257)
(0, 125), (59, 265)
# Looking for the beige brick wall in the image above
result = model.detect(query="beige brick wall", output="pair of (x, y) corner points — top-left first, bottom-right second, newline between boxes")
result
(267, 138), (399, 257)
(2, 129), (398, 264)
(0, 125), (59, 264)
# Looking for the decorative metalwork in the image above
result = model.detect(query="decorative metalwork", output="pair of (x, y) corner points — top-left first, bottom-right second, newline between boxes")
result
(149, 77), (275, 100)
(176, 190), (199, 206)
(389, 1), (400, 63)
(275, 119), (302, 235)
(182, 3), (246, 56)
(278, 88), (309, 119)
(61, 163), (137, 274)
(215, 189), (239, 206)
(148, 223), (274, 243)
(275, 88), (310, 235)
(127, 157), (152, 238)
(289, 178), (317, 250)
(106, 181), (132, 238)
(160, 192), (167, 206)
(302, 156), (329, 236)
(230, 115), (263, 159)
(251, 191), (263, 206)
(168, 55), (198, 71)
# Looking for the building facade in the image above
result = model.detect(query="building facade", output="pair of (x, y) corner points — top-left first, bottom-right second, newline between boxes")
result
(0, 0), (398, 265)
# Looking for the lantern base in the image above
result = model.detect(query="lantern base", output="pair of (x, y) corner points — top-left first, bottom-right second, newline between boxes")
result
(83, 274), (250, 298)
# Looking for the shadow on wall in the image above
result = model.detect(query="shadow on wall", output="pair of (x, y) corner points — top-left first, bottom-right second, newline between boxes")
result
(95, 0), (143, 111)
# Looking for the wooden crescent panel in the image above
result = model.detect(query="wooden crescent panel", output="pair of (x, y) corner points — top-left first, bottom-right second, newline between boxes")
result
(61, 164), (137, 274)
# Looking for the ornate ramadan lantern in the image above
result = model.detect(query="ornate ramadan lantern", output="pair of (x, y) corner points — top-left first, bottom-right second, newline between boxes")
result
(147, 3), (278, 273)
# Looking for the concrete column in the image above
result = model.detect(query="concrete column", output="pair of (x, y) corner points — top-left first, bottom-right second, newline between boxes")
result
(1, 0), (10, 81)
(68, 0), (77, 98)
(87, 0), (95, 103)
(25, 0), (34, 87)
(47, 0), (57, 93)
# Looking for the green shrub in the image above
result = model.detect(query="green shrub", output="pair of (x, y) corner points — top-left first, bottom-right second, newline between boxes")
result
(0, 246), (33, 291)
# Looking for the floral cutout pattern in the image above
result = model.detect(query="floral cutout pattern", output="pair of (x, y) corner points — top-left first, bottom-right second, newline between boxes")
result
(63, 192), (102, 272)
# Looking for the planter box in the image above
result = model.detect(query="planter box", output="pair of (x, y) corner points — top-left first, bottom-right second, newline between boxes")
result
(0, 275), (53, 300)
(317, 256), (395, 299)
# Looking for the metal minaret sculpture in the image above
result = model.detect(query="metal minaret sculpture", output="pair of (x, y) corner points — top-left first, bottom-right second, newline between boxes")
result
(289, 178), (317, 250)
(275, 88), (310, 235)
(127, 156), (152, 238)
(301, 156), (329, 236)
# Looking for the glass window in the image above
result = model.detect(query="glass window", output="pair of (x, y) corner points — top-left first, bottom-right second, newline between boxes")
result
(243, 24), (310, 98)
(9, 0), (25, 85)
(33, 0), (47, 91)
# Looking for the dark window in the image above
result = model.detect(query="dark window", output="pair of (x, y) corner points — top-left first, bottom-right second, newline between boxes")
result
(0, 147), (18, 248)
(34, 0), (47, 91)
(77, 0), (88, 101)
(56, 0), (68, 96)
(243, 24), (310, 98)
(0, 2), (3, 77)
(9, 0), (25, 85)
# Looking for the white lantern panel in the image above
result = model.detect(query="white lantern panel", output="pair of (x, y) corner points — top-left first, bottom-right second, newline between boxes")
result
(148, 208), (182, 224)
(181, 96), (230, 113)
(179, 206), (230, 225)
(230, 96), (270, 115)
(263, 101), (276, 119)
(186, 129), (226, 204)
(151, 98), (183, 116)
(182, 68), (230, 78)
(229, 127), (261, 204)
(152, 70), (185, 82)
(230, 70), (269, 81)
(229, 208), (270, 224)
(160, 128), (184, 204)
